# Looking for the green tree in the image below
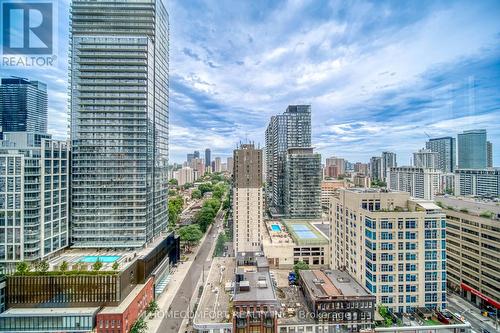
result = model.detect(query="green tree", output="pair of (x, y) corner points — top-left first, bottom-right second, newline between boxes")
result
(198, 182), (213, 195)
(146, 300), (159, 315)
(204, 198), (221, 211)
(92, 259), (103, 271)
(191, 189), (202, 199)
(223, 196), (230, 210)
(130, 318), (148, 333)
(168, 178), (178, 186)
(293, 260), (310, 279)
(195, 206), (216, 232)
(15, 261), (30, 275)
(59, 261), (68, 273)
(212, 183), (225, 199)
(168, 195), (184, 227)
(213, 232), (228, 257)
(112, 262), (119, 271)
(178, 224), (204, 248)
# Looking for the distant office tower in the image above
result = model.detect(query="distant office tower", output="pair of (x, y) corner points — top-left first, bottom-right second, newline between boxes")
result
(0, 133), (69, 263)
(233, 144), (263, 254)
(330, 188), (447, 313)
(454, 169), (500, 197)
(457, 129), (487, 169)
(426, 137), (456, 173)
(369, 156), (382, 181)
(413, 149), (438, 169)
(388, 166), (443, 200)
(205, 148), (211, 171)
(226, 157), (234, 175)
(284, 148), (322, 218)
(487, 141), (493, 167)
(214, 157), (222, 173)
(187, 153), (194, 164)
(0, 78), (47, 138)
(325, 156), (345, 177)
(193, 150), (200, 159)
(265, 105), (311, 213)
(381, 152), (397, 182)
(69, 0), (169, 248)
(192, 158), (205, 179)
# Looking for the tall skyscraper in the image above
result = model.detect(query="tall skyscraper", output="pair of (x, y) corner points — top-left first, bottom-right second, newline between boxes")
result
(193, 150), (200, 159)
(226, 156), (234, 175)
(425, 136), (456, 173)
(487, 141), (493, 167)
(413, 148), (438, 169)
(69, 0), (169, 248)
(214, 156), (222, 172)
(369, 156), (382, 181)
(325, 156), (345, 176)
(457, 129), (487, 169)
(205, 148), (211, 171)
(381, 151), (397, 182)
(187, 153), (194, 164)
(330, 188), (447, 313)
(233, 144), (263, 254)
(265, 105), (311, 214)
(0, 78), (47, 138)
(0, 133), (69, 263)
(284, 148), (322, 218)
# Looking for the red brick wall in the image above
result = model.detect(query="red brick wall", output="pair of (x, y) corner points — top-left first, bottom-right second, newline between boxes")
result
(96, 277), (154, 333)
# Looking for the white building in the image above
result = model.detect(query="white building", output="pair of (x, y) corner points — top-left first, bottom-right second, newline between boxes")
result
(388, 166), (443, 200)
(173, 167), (194, 186)
(454, 169), (500, 197)
(413, 148), (439, 169)
(214, 157), (222, 173)
(329, 188), (447, 313)
(0, 133), (69, 263)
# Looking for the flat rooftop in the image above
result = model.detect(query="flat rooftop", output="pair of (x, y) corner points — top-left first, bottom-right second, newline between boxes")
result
(0, 307), (100, 317)
(276, 285), (316, 325)
(194, 257), (235, 325)
(300, 270), (372, 300)
(436, 196), (500, 217)
(281, 219), (329, 245)
(234, 270), (277, 303)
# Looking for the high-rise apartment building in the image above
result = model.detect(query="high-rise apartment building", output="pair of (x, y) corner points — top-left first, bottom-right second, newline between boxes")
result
(457, 130), (487, 169)
(354, 162), (369, 175)
(486, 141), (493, 168)
(426, 137), (456, 173)
(173, 167), (194, 186)
(284, 148), (322, 219)
(233, 144), (263, 254)
(69, 0), (169, 248)
(0, 78), (47, 138)
(388, 166), (443, 200)
(325, 156), (345, 177)
(265, 105), (311, 213)
(413, 149), (438, 169)
(0, 133), (69, 263)
(330, 189), (447, 313)
(226, 157), (233, 175)
(214, 157), (222, 173)
(381, 151), (397, 182)
(205, 148), (211, 172)
(454, 169), (500, 197)
(369, 156), (382, 181)
(437, 196), (499, 310)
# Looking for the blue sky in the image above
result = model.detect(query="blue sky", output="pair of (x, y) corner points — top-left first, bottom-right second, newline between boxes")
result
(2, 0), (500, 164)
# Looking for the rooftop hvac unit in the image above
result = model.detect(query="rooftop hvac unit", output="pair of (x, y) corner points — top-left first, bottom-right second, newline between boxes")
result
(257, 280), (268, 288)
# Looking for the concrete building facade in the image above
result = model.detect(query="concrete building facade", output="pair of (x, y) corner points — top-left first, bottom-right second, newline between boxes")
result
(388, 166), (443, 200)
(329, 189), (447, 313)
(233, 144), (263, 254)
(426, 137), (456, 173)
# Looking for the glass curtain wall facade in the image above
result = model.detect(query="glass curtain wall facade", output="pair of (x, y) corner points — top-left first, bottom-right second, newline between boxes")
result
(265, 105), (311, 214)
(457, 130), (487, 169)
(0, 78), (47, 139)
(70, 0), (169, 248)
(426, 137), (456, 173)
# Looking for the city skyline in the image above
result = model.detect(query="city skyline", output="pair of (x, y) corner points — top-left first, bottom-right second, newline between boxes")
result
(1, 0), (499, 165)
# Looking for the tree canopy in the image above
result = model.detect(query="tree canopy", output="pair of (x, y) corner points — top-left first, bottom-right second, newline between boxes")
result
(178, 224), (203, 245)
(293, 260), (310, 278)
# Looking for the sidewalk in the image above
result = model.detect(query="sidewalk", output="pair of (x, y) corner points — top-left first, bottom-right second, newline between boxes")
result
(146, 224), (213, 333)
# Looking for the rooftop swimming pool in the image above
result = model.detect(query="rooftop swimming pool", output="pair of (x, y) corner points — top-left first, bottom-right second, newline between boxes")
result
(271, 224), (282, 232)
(79, 255), (120, 263)
(290, 224), (318, 239)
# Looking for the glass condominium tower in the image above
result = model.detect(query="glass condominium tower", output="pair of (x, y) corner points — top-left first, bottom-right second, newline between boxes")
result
(70, 0), (169, 248)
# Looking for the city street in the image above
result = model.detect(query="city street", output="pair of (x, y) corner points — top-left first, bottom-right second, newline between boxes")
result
(156, 209), (224, 333)
(447, 293), (498, 333)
